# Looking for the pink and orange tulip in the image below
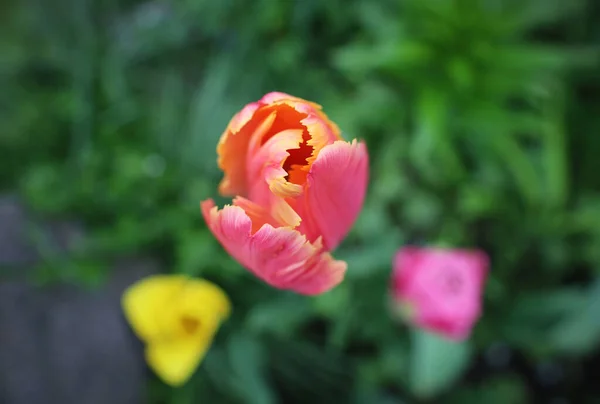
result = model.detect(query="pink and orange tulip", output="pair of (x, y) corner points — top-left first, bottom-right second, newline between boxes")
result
(201, 92), (369, 295)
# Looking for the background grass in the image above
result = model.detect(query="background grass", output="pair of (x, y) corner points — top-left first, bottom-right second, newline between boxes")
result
(2, 0), (600, 402)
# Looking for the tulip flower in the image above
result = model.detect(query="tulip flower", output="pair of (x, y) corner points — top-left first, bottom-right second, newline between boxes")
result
(391, 246), (488, 341)
(122, 275), (231, 386)
(201, 92), (369, 295)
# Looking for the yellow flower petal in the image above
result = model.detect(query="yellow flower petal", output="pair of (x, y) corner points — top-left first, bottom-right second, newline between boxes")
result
(122, 275), (189, 341)
(176, 278), (232, 323)
(122, 275), (232, 386)
(145, 336), (213, 387)
(122, 275), (232, 385)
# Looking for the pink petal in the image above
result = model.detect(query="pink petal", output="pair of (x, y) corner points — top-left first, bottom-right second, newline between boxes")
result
(391, 246), (489, 341)
(294, 140), (369, 250)
(259, 92), (300, 104)
(413, 315), (473, 341)
(201, 199), (347, 295)
(392, 246), (424, 293)
(246, 127), (305, 228)
(229, 102), (261, 133)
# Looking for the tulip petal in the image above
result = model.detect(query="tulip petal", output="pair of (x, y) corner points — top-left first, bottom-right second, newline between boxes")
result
(146, 337), (213, 386)
(251, 128), (304, 200)
(296, 139), (369, 250)
(122, 275), (189, 341)
(259, 93), (341, 139)
(391, 246), (488, 341)
(392, 246), (422, 293)
(201, 199), (346, 295)
(260, 92), (305, 104)
(217, 102), (261, 196)
(232, 196), (281, 233)
(247, 127), (305, 227)
(260, 92), (323, 113)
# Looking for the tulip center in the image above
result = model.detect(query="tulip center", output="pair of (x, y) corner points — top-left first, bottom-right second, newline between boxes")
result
(440, 269), (463, 296)
(283, 133), (313, 183)
(180, 315), (201, 335)
(259, 104), (314, 184)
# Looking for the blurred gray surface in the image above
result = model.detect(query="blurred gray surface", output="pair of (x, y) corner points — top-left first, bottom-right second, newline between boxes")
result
(0, 195), (40, 267)
(0, 196), (156, 404)
(0, 195), (86, 269)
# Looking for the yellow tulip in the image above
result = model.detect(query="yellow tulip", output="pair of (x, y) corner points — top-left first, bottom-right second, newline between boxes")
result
(121, 275), (231, 386)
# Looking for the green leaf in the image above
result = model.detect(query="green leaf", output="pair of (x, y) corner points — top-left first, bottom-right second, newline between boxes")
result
(153, 71), (186, 158)
(508, 289), (585, 321)
(227, 334), (276, 404)
(446, 375), (528, 404)
(487, 132), (541, 206)
(176, 229), (224, 277)
(311, 282), (351, 318)
(333, 43), (390, 77)
(268, 338), (354, 402)
(541, 89), (568, 208)
(546, 279), (600, 354)
(504, 1), (586, 34)
(246, 294), (312, 336)
(503, 286), (600, 355)
(337, 231), (403, 280)
(493, 45), (598, 72)
(182, 56), (238, 174)
(409, 329), (472, 399)
(402, 190), (443, 230)
(410, 88), (464, 183)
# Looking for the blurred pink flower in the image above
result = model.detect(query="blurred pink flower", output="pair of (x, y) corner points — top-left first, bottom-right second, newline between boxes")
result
(201, 92), (369, 295)
(391, 246), (489, 340)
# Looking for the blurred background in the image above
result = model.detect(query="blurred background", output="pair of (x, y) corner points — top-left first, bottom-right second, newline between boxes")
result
(1, 0), (600, 403)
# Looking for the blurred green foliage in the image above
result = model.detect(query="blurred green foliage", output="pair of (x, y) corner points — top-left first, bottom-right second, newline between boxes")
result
(3, 0), (600, 402)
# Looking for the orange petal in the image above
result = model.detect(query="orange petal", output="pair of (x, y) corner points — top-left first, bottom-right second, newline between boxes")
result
(217, 93), (342, 197)
(247, 127), (305, 228)
(217, 102), (261, 197)
(231, 196), (280, 233)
